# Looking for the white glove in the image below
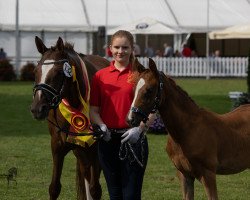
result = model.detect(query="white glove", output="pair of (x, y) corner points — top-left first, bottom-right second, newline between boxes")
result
(99, 124), (111, 142)
(121, 127), (143, 144)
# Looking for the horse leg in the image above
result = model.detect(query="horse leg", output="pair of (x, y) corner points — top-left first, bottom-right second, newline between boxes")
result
(49, 136), (71, 200)
(74, 145), (102, 200)
(75, 158), (88, 200)
(177, 170), (195, 200)
(200, 170), (218, 200)
(86, 149), (102, 200)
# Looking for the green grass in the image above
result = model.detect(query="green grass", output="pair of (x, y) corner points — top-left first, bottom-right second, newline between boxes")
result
(0, 79), (249, 200)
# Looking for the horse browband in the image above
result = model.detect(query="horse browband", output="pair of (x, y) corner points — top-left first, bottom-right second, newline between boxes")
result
(37, 59), (69, 65)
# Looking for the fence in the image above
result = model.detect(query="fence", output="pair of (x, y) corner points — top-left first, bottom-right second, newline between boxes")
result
(138, 57), (248, 78)
(9, 56), (248, 78)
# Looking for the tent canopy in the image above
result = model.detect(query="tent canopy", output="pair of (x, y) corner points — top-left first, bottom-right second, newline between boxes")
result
(209, 22), (250, 39)
(107, 17), (177, 35)
(1, 0), (250, 33)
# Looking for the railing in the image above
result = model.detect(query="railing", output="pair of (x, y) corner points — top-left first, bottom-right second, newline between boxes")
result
(138, 57), (248, 78)
(8, 56), (248, 78)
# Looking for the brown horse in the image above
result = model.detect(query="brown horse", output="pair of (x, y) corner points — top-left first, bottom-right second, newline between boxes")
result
(30, 36), (110, 200)
(127, 58), (250, 200)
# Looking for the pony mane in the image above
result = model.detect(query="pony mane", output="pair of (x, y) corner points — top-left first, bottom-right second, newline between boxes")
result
(162, 73), (199, 107)
(50, 42), (75, 52)
(64, 42), (75, 51)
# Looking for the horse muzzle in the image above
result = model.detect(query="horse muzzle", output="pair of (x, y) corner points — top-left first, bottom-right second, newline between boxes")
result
(30, 100), (50, 120)
(127, 107), (149, 127)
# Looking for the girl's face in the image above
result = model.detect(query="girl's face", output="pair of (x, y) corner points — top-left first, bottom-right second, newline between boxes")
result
(110, 36), (133, 66)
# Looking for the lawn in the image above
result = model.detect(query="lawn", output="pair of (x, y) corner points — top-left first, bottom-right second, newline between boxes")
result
(0, 78), (249, 200)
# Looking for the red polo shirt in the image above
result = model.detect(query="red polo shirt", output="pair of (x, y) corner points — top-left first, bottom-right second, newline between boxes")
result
(90, 61), (134, 129)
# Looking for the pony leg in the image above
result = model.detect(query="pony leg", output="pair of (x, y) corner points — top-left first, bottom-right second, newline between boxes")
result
(200, 170), (218, 200)
(75, 158), (88, 200)
(87, 157), (102, 200)
(74, 145), (102, 200)
(49, 136), (70, 200)
(177, 170), (195, 200)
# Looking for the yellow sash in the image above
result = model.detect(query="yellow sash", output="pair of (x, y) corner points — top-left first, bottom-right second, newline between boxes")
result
(59, 65), (95, 147)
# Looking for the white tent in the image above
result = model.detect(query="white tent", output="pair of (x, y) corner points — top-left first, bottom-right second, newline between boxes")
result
(107, 17), (177, 35)
(107, 17), (178, 48)
(1, 0), (250, 65)
(209, 22), (250, 39)
(1, 0), (250, 34)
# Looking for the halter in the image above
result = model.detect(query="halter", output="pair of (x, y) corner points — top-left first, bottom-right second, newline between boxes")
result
(131, 71), (164, 123)
(33, 59), (69, 109)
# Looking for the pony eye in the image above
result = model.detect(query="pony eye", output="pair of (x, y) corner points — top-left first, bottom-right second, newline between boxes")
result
(145, 88), (153, 98)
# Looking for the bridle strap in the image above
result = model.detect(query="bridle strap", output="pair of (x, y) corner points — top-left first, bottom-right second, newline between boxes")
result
(131, 107), (149, 123)
(37, 59), (69, 65)
(33, 59), (69, 109)
(131, 71), (164, 123)
(33, 83), (62, 108)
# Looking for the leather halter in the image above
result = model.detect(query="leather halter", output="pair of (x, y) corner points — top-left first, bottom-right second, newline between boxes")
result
(33, 59), (69, 109)
(131, 71), (164, 123)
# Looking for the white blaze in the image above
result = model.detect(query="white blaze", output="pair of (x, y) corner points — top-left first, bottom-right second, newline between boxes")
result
(37, 60), (54, 100)
(127, 78), (145, 120)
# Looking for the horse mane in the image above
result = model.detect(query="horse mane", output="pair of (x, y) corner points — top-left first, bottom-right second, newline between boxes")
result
(162, 73), (200, 108)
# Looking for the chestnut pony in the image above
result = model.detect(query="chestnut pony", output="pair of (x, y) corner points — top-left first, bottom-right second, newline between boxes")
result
(127, 58), (250, 200)
(30, 36), (110, 200)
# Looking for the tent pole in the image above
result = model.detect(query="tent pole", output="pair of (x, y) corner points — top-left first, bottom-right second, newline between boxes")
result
(206, 0), (210, 80)
(105, 0), (109, 57)
(15, 0), (20, 78)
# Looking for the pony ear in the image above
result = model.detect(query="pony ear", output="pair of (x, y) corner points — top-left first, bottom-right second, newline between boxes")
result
(148, 58), (158, 77)
(131, 58), (145, 73)
(35, 36), (48, 54)
(56, 37), (64, 51)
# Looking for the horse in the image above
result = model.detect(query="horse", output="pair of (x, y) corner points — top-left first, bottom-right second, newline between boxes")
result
(127, 58), (250, 200)
(30, 36), (110, 200)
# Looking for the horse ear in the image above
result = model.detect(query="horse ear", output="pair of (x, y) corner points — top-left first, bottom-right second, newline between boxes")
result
(131, 58), (145, 73)
(56, 37), (64, 51)
(35, 36), (48, 54)
(148, 58), (158, 76)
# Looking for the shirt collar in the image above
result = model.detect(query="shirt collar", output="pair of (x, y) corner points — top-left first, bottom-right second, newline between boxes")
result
(109, 60), (131, 72)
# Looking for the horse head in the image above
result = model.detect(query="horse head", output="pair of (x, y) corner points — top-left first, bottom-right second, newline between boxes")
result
(30, 36), (81, 120)
(127, 58), (163, 127)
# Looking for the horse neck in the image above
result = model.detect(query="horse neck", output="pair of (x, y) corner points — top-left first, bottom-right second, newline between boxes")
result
(64, 61), (88, 109)
(158, 77), (200, 139)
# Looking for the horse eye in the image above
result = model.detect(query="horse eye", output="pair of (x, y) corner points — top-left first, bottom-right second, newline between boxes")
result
(145, 88), (153, 98)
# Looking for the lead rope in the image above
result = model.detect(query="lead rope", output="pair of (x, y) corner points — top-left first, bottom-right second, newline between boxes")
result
(119, 133), (146, 168)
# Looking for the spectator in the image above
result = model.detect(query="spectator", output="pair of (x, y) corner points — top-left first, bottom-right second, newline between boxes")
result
(191, 50), (198, 57)
(155, 49), (163, 57)
(103, 44), (113, 59)
(182, 43), (192, 57)
(0, 48), (7, 60)
(144, 45), (155, 57)
(134, 43), (141, 57)
(163, 43), (173, 57)
(214, 50), (220, 57)
(174, 50), (182, 57)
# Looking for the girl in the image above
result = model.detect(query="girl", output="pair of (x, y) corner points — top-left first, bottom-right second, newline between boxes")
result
(90, 30), (150, 200)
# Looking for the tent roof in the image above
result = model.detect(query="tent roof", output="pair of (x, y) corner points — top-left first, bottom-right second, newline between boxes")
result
(107, 17), (177, 35)
(1, 0), (250, 33)
(209, 22), (250, 39)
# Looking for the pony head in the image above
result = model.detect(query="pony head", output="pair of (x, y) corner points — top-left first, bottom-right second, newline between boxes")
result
(30, 36), (75, 120)
(127, 58), (162, 126)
